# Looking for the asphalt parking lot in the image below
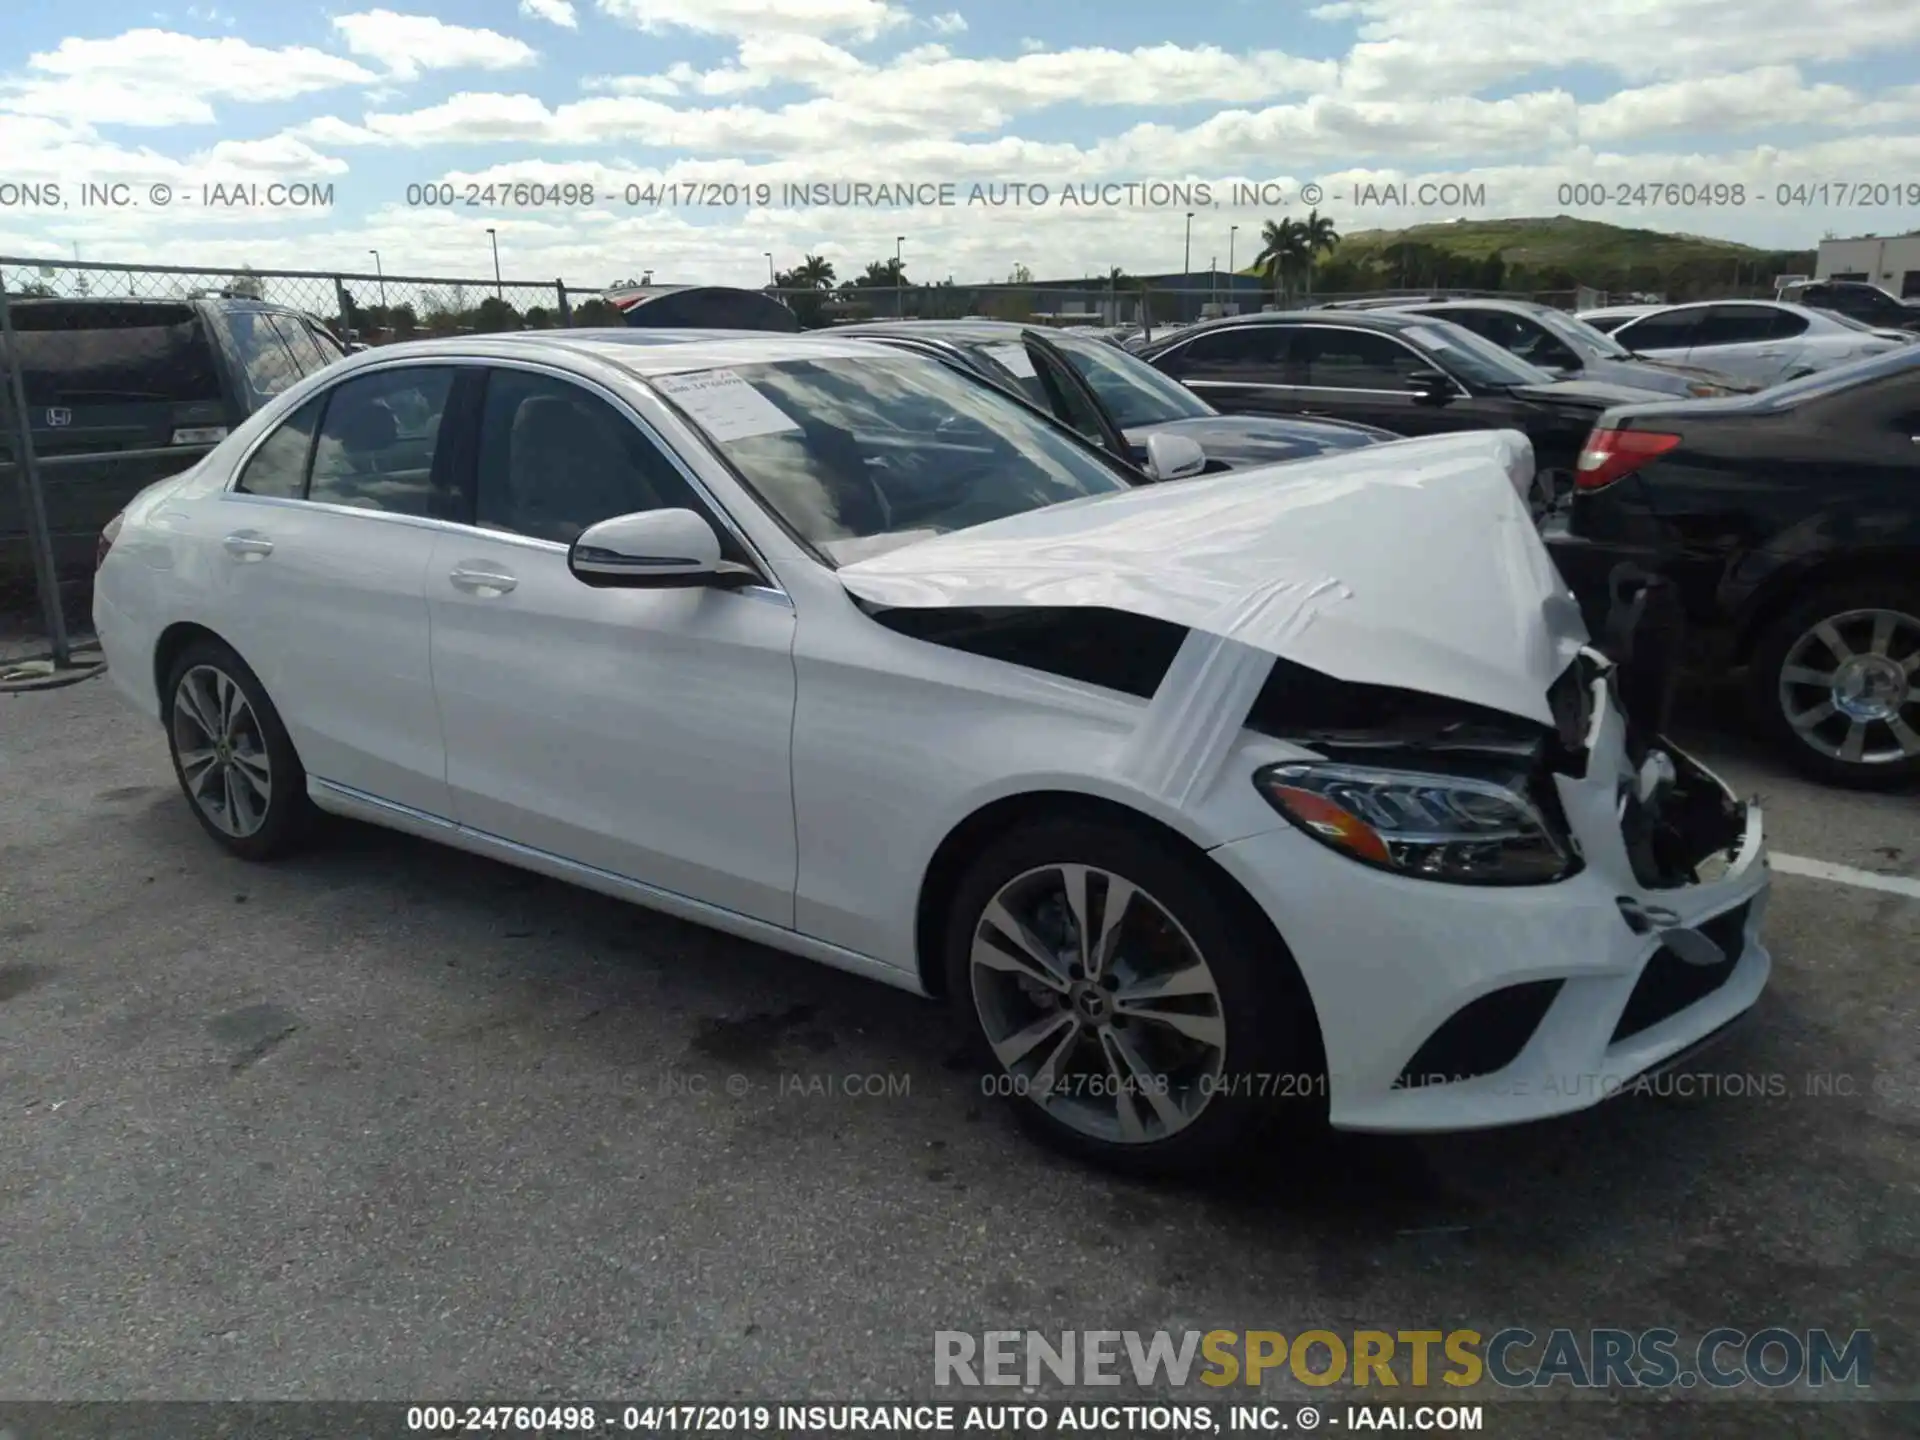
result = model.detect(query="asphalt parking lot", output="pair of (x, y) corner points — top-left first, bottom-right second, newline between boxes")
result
(1, 673), (1915, 1438)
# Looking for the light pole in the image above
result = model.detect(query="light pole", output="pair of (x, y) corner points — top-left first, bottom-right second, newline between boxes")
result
(895, 234), (905, 317)
(486, 228), (502, 298)
(1228, 225), (1238, 312)
(368, 249), (387, 310)
(765, 252), (775, 287)
(1183, 212), (1195, 321)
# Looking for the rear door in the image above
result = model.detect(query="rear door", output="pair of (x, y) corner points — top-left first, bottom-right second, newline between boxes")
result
(1684, 304), (1808, 385)
(214, 362), (460, 815)
(1610, 307), (1704, 365)
(1149, 324), (1295, 415)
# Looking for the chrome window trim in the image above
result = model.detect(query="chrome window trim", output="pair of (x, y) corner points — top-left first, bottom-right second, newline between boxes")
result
(220, 352), (790, 598)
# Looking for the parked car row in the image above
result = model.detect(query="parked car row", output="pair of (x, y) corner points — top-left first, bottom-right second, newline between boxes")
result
(1128, 308), (1920, 787)
(92, 326), (1771, 1175)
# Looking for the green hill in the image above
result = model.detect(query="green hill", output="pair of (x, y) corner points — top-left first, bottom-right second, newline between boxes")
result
(1247, 215), (1815, 299)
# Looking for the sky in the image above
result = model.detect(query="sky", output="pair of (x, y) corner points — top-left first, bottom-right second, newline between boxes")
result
(3, 0), (1920, 292)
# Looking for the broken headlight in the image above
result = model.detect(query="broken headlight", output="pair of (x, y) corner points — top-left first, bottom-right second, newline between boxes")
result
(1254, 760), (1578, 885)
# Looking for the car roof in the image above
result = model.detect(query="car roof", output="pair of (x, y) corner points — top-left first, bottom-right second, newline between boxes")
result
(832, 320), (1038, 345)
(1150, 309), (1428, 340)
(1397, 298), (1556, 317)
(339, 331), (901, 378)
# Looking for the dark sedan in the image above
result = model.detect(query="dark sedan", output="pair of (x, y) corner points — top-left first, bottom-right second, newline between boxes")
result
(1392, 298), (1756, 397)
(1135, 311), (1677, 492)
(1545, 345), (1920, 788)
(832, 320), (1393, 476)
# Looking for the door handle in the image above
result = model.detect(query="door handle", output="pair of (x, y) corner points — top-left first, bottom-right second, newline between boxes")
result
(448, 564), (518, 596)
(222, 532), (273, 560)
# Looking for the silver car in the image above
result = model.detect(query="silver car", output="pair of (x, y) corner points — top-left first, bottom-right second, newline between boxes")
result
(1584, 299), (1911, 387)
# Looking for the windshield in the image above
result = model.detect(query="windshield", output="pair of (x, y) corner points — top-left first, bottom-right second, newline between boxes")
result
(1752, 344), (1920, 404)
(1397, 320), (1555, 386)
(650, 354), (1135, 566)
(1533, 307), (1632, 359)
(1045, 332), (1213, 427)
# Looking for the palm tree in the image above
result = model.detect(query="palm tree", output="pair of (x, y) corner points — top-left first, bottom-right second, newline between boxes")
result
(795, 253), (835, 289)
(1254, 217), (1307, 305)
(1299, 209), (1339, 298)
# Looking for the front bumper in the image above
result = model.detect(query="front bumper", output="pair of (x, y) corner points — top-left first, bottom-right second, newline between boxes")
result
(1210, 660), (1770, 1133)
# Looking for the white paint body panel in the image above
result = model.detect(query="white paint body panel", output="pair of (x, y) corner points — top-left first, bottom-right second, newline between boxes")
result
(93, 336), (1772, 1137)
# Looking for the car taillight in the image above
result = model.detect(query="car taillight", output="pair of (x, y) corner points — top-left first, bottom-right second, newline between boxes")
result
(97, 511), (124, 571)
(1575, 428), (1681, 491)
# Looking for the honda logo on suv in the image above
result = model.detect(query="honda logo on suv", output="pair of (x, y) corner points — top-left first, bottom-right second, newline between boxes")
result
(46, 407), (72, 427)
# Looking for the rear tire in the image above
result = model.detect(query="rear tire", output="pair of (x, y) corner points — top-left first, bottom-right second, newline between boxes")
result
(163, 637), (315, 859)
(1750, 581), (1920, 789)
(943, 814), (1325, 1175)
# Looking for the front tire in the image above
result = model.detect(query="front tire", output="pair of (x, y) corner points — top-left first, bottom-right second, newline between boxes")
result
(163, 637), (314, 859)
(1751, 581), (1920, 788)
(943, 815), (1324, 1174)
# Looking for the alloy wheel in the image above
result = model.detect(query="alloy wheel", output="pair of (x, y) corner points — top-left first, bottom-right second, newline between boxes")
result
(1777, 608), (1920, 767)
(969, 863), (1227, 1145)
(172, 664), (274, 838)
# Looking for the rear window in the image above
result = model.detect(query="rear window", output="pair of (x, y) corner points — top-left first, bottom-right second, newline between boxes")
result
(0, 301), (223, 406)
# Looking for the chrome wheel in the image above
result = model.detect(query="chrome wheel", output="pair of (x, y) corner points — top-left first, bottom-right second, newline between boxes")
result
(172, 664), (274, 838)
(1777, 608), (1920, 767)
(970, 864), (1227, 1145)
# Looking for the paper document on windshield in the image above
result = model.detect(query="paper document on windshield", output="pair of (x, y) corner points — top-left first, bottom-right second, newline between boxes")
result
(983, 343), (1038, 378)
(654, 369), (802, 441)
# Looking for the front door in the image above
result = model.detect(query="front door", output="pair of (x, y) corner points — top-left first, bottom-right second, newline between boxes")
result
(425, 365), (799, 926)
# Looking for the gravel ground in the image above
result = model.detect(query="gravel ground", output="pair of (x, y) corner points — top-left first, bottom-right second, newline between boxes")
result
(1, 674), (1914, 1440)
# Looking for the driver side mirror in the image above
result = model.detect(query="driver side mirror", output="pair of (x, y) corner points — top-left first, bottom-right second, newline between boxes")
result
(1406, 368), (1455, 405)
(568, 508), (759, 590)
(1143, 431), (1208, 480)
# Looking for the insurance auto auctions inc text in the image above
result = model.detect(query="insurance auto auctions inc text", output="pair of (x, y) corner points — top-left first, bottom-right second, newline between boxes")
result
(934, 1327), (1873, 1393)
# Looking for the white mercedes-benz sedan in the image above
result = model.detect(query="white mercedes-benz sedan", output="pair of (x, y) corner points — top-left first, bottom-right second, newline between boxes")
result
(93, 331), (1771, 1173)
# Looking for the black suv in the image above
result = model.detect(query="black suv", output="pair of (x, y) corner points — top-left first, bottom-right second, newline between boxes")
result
(1, 296), (348, 586)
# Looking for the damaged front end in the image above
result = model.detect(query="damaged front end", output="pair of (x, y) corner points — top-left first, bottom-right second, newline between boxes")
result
(1241, 648), (1746, 893)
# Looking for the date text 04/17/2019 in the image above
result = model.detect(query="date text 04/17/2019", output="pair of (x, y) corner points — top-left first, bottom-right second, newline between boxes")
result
(1558, 180), (1920, 208)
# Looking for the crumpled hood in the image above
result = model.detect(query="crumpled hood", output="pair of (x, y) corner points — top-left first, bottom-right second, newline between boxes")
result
(838, 429), (1589, 727)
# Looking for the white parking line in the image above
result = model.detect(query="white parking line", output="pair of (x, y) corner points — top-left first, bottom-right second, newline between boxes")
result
(1772, 853), (1920, 901)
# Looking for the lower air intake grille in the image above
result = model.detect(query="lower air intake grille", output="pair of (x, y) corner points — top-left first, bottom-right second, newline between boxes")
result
(1610, 902), (1749, 1043)
(1395, 980), (1565, 1088)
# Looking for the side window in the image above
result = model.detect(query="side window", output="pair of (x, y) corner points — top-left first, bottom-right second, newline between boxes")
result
(266, 313), (331, 376)
(1766, 308), (1810, 339)
(1614, 310), (1699, 351)
(1161, 326), (1287, 376)
(308, 366), (454, 516)
(475, 369), (703, 544)
(234, 394), (323, 498)
(1691, 306), (1784, 347)
(1296, 328), (1427, 389)
(224, 309), (301, 403)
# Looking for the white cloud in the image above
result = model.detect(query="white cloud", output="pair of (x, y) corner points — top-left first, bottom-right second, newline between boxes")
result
(520, 0), (580, 27)
(330, 10), (540, 82)
(0, 30), (376, 126)
(595, 0), (908, 40)
(1579, 67), (1859, 141)
(928, 11), (966, 33)
(1331, 0), (1920, 94)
